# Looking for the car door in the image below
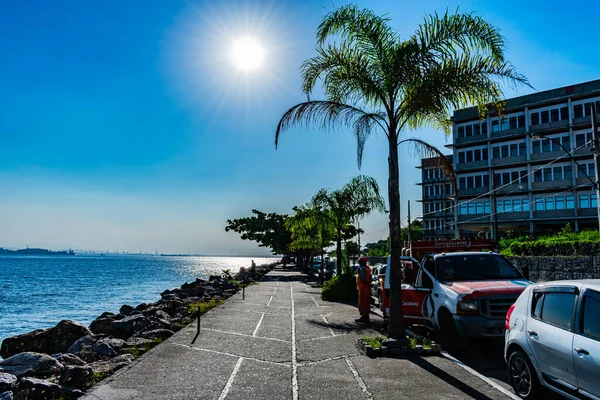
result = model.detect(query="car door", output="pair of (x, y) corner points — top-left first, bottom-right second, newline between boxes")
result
(573, 288), (600, 399)
(402, 257), (435, 325)
(526, 286), (578, 391)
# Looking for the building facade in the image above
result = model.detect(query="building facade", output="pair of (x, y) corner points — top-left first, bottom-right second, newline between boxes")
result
(421, 79), (600, 239)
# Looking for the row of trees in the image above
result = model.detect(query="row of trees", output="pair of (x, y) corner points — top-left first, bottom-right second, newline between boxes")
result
(226, 175), (385, 275)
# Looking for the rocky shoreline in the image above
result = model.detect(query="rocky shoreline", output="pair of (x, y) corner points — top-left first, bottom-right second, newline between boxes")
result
(0, 262), (278, 400)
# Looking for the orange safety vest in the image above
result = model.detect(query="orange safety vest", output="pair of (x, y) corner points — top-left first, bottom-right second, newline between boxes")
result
(356, 265), (372, 287)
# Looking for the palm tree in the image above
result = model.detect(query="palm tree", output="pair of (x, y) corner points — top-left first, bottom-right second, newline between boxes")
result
(312, 175), (385, 276)
(275, 5), (529, 338)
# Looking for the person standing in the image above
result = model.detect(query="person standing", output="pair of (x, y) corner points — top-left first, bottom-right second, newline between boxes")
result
(355, 257), (372, 323)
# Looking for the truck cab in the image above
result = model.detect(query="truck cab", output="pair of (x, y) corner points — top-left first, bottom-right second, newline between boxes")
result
(382, 240), (531, 339)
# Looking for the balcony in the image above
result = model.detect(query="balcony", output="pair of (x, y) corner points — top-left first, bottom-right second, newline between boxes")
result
(455, 134), (488, 145)
(455, 160), (489, 171)
(497, 212), (529, 221)
(496, 184), (528, 195)
(490, 127), (526, 139)
(573, 146), (593, 156)
(491, 154), (527, 166)
(572, 116), (591, 127)
(529, 119), (569, 134)
(531, 179), (572, 190)
(458, 187), (489, 197)
(457, 214), (489, 223)
(530, 150), (567, 162)
(533, 209), (575, 219)
(576, 177), (597, 187)
(578, 208), (598, 217)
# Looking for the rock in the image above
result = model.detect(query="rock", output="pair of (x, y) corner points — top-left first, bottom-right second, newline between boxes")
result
(431, 343), (442, 353)
(59, 365), (93, 389)
(0, 321), (92, 359)
(136, 329), (174, 341)
(67, 335), (96, 361)
(143, 310), (171, 321)
(13, 390), (28, 400)
(119, 305), (134, 316)
(89, 354), (134, 376)
(0, 353), (63, 377)
(52, 354), (86, 367)
(135, 303), (149, 311)
(0, 373), (17, 392)
(208, 275), (219, 281)
(19, 377), (83, 399)
(89, 316), (119, 337)
(97, 312), (116, 319)
(111, 315), (154, 339)
(0, 391), (13, 400)
(96, 338), (125, 352)
(91, 342), (117, 359)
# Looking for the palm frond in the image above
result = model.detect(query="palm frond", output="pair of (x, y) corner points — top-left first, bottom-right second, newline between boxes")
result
(398, 138), (458, 196)
(275, 100), (386, 168)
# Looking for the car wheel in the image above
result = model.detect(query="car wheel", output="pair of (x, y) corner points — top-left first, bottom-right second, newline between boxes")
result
(508, 350), (541, 399)
(438, 310), (466, 355)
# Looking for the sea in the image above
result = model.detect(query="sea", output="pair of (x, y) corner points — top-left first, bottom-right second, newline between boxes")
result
(0, 254), (276, 351)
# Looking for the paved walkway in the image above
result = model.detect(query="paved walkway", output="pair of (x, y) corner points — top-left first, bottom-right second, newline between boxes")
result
(82, 267), (514, 400)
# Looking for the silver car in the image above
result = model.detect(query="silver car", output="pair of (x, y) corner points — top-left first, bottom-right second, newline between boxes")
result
(504, 280), (600, 399)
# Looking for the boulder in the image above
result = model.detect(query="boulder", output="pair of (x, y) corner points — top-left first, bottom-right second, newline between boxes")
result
(134, 303), (149, 311)
(91, 342), (117, 359)
(0, 321), (92, 359)
(0, 373), (17, 392)
(0, 353), (63, 377)
(143, 310), (171, 321)
(135, 329), (174, 341)
(13, 390), (27, 400)
(67, 335), (96, 360)
(89, 316), (119, 337)
(111, 315), (154, 339)
(18, 377), (83, 399)
(122, 338), (154, 348)
(59, 365), (93, 389)
(51, 354), (86, 367)
(119, 305), (134, 316)
(0, 391), (13, 400)
(89, 354), (134, 376)
(96, 338), (125, 352)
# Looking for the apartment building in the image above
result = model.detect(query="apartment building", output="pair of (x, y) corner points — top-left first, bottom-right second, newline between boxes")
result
(420, 79), (600, 239)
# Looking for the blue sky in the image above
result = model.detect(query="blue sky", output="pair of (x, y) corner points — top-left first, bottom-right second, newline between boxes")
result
(1, 0), (599, 255)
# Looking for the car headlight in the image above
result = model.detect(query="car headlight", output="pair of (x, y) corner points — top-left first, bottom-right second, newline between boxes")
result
(457, 300), (479, 315)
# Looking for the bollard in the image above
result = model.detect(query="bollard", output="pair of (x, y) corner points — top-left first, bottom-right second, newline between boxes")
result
(243, 286), (245, 300)
(191, 310), (200, 344)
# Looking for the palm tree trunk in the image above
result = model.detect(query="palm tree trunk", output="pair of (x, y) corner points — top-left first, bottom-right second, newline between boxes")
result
(336, 229), (343, 276)
(387, 132), (406, 339)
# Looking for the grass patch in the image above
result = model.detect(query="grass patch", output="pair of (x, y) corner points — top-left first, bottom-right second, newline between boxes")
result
(361, 336), (385, 349)
(321, 273), (357, 301)
(188, 299), (224, 314)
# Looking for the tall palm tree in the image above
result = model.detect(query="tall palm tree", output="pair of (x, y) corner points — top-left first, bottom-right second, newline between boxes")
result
(275, 5), (529, 337)
(312, 175), (385, 276)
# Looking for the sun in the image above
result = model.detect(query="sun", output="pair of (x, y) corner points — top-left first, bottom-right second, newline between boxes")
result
(229, 37), (265, 72)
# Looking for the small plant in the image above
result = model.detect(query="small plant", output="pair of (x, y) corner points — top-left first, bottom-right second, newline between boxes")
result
(127, 346), (140, 359)
(221, 269), (233, 280)
(89, 371), (107, 385)
(361, 336), (385, 349)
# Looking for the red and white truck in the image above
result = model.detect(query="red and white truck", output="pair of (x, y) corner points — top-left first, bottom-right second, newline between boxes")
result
(380, 239), (531, 340)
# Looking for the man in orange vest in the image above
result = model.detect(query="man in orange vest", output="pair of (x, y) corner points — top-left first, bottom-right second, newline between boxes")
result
(355, 257), (372, 323)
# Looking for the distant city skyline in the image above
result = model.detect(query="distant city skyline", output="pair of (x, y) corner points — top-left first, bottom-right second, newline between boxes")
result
(1, 0), (600, 254)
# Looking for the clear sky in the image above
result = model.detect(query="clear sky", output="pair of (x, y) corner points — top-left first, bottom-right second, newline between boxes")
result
(1, 0), (599, 255)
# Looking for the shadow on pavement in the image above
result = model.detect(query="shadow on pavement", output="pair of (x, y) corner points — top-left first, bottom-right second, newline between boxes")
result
(407, 357), (496, 400)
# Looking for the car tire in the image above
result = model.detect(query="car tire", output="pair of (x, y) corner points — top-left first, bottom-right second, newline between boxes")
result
(438, 310), (465, 354)
(508, 350), (542, 399)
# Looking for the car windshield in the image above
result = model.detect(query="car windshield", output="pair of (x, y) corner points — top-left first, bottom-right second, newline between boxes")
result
(435, 254), (522, 282)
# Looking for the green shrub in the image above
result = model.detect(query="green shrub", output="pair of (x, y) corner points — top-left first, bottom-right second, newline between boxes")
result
(321, 273), (357, 301)
(188, 299), (224, 314)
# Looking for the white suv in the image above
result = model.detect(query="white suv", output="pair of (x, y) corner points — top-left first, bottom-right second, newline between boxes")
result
(504, 280), (600, 399)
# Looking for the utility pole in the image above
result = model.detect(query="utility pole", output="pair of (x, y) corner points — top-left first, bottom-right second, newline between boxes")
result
(407, 200), (412, 244)
(591, 103), (600, 233)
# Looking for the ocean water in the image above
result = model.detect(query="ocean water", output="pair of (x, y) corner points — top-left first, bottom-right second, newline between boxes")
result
(0, 255), (275, 348)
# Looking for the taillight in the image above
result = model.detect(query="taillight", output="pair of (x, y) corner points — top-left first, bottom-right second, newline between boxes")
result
(505, 303), (516, 331)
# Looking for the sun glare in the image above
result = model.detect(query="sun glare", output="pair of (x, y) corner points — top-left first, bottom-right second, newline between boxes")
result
(230, 37), (265, 72)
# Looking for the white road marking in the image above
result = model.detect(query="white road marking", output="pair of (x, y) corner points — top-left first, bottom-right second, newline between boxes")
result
(253, 312), (265, 337)
(239, 301), (289, 309)
(345, 356), (373, 399)
(276, 281), (280, 286)
(299, 333), (350, 342)
(171, 343), (290, 367)
(298, 353), (361, 366)
(290, 283), (298, 400)
(267, 296), (273, 307)
(311, 297), (320, 307)
(199, 327), (289, 343)
(218, 357), (243, 400)
(441, 351), (521, 400)
(321, 315), (336, 336)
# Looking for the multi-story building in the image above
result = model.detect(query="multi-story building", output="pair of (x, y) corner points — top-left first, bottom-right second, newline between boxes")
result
(418, 155), (456, 240)
(420, 79), (600, 239)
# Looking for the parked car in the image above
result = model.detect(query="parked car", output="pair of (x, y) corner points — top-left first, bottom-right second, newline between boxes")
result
(371, 264), (385, 305)
(504, 279), (600, 399)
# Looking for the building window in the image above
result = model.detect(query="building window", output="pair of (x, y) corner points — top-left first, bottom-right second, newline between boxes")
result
(566, 195), (574, 209)
(554, 166), (563, 181)
(531, 113), (539, 125)
(550, 109), (559, 122)
(501, 118), (509, 131)
(535, 198), (544, 211)
(459, 152), (465, 164)
(465, 125), (472, 137)
(580, 194), (590, 209)
(475, 175), (482, 187)
(467, 176), (474, 188)
(592, 194), (597, 209)
(532, 141), (541, 154)
(492, 147), (500, 159)
(523, 199), (530, 212)
(555, 196), (565, 210)
(560, 107), (569, 120)
(542, 139), (551, 153)
(540, 110), (549, 124)
(513, 199), (521, 212)
(504, 199), (512, 212)
(520, 170), (528, 184)
(476, 202), (483, 214)
(494, 173), (501, 187)
(460, 204), (467, 215)
(484, 201), (490, 213)
(545, 197), (554, 210)
(501, 146), (509, 158)
(466, 151), (473, 162)
(575, 132), (592, 148)
(459, 177), (466, 189)
(496, 201), (503, 213)
(574, 104), (583, 118)
(492, 120), (500, 132)
(543, 167), (552, 181)
(473, 124), (480, 135)
(510, 143), (518, 156)
(565, 166), (573, 180)
(534, 169), (542, 182)
(518, 115), (525, 127)
(562, 136), (571, 150)
(468, 203), (475, 215)
(509, 117), (517, 129)
(481, 122), (487, 134)
(483, 175), (489, 188)
(519, 142), (526, 155)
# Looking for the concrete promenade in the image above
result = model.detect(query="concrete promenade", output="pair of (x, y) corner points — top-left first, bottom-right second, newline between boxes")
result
(82, 267), (514, 400)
